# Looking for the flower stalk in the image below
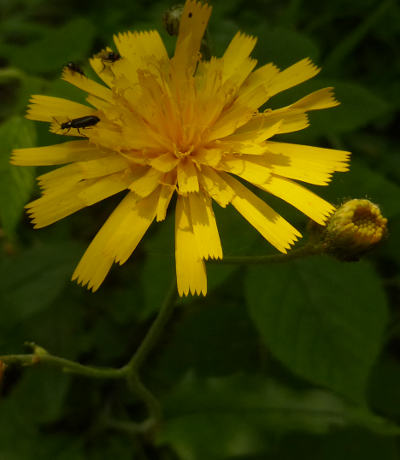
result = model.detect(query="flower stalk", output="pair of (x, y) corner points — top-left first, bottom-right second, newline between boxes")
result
(0, 280), (178, 431)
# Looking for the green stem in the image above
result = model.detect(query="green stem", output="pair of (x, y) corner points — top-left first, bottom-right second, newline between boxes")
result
(211, 243), (324, 265)
(0, 279), (178, 431)
(121, 279), (177, 427)
(125, 279), (177, 373)
(0, 67), (26, 82)
(0, 353), (125, 379)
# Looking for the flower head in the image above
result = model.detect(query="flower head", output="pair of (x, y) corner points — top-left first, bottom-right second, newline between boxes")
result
(11, 0), (350, 296)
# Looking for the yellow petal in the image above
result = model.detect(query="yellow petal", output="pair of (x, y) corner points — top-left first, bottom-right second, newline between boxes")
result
(110, 188), (160, 264)
(72, 193), (139, 291)
(223, 32), (257, 81)
(236, 62), (280, 109)
(113, 31), (169, 84)
(258, 175), (335, 224)
(129, 167), (163, 198)
(222, 172), (301, 252)
(188, 192), (222, 260)
(175, 195), (207, 296)
(219, 156), (272, 185)
(194, 147), (223, 167)
(149, 152), (179, 172)
(26, 95), (95, 122)
(11, 140), (108, 166)
(173, 0), (212, 74)
(264, 141), (350, 185)
(62, 68), (113, 102)
(177, 158), (199, 193)
(226, 118), (281, 143)
(268, 58), (320, 97)
(206, 101), (254, 141)
(259, 109), (309, 134)
(289, 87), (339, 111)
(72, 190), (157, 291)
(114, 30), (168, 64)
(38, 155), (129, 190)
(199, 166), (234, 207)
(89, 47), (115, 87)
(27, 171), (132, 228)
(156, 171), (176, 222)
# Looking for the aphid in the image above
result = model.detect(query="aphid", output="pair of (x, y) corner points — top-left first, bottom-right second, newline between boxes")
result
(65, 62), (85, 76)
(57, 115), (100, 135)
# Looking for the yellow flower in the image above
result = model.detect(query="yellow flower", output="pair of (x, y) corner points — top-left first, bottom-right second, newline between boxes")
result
(11, 0), (350, 296)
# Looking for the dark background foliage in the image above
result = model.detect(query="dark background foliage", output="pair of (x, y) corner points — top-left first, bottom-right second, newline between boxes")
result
(0, 0), (399, 458)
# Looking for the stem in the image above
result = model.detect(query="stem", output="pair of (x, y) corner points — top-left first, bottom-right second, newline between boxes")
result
(211, 243), (324, 266)
(121, 280), (177, 426)
(0, 279), (178, 431)
(0, 353), (125, 379)
(126, 279), (177, 372)
(0, 67), (26, 82)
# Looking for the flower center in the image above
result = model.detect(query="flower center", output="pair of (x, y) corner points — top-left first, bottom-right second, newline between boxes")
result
(173, 144), (195, 159)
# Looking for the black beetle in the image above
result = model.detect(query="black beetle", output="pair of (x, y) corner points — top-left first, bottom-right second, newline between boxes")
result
(59, 115), (100, 135)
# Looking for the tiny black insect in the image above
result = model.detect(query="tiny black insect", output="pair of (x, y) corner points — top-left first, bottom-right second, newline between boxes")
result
(59, 115), (100, 135)
(65, 61), (85, 76)
(98, 50), (121, 71)
(101, 51), (121, 63)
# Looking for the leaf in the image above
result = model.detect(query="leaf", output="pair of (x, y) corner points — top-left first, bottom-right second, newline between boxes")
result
(151, 296), (260, 384)
(368, 357), (400, 420)
(206, 203), (262, 293)
(325, 159), (400, 219)
(158, 375), (399, 460)
(3, 368), (71, 424)
(271, 79), (390, 143)
(245, 258), (388, 402)
(253, 26), (320, 68)
(260, 430), (399, 460)
(0, 116), (36, 236)
(3, 18), (95, 73)
(308, 80), (390, 135)
(0, 242), (83, 325)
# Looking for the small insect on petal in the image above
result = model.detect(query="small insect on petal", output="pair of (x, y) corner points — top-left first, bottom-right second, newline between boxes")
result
(65, 62), (85, 76)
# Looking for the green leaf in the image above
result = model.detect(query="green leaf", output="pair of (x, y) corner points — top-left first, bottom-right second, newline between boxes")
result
(0, 242), (83, 325)
(152, 296), (259, 383)
(0, 116), (36, 236)
(325, 159), (400, 219)
(271, 80), (390, 143)
(253, 26), (320, 68)
(308, 80), (390, 135)
(259, 430), (399, 460)
(158, 375), (399, 460)
(245, 258), (388, 402)
(368, 357), (400, 420)
(3, 18), (95, 73)
(206, 203), (262, 293)
(3, 368), (71, 424)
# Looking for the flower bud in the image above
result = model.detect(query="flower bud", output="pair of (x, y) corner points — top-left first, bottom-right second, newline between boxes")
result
(163, 4), (184, 36)
(322, 199), (387, 261)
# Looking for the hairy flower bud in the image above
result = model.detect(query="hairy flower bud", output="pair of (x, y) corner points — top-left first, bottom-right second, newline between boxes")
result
(163, 4), (184, 36)
(323, 199), (387, 260)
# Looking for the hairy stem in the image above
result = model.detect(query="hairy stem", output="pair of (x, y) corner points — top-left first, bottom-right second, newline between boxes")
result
(0, 279), (178, 431)
(211, 243), (324, 265)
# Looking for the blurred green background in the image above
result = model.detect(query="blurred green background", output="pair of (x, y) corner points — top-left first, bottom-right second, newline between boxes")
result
(1, 0), (400, 458)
